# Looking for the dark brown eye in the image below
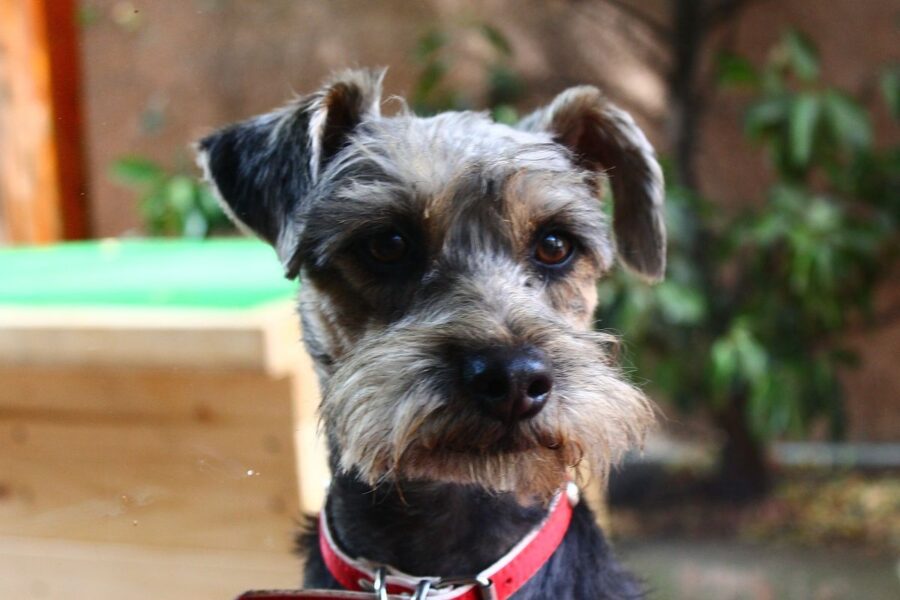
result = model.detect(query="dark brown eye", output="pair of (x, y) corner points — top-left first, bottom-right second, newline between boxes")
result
(366, 231), (408, 264)
(534, 232), (573, 266)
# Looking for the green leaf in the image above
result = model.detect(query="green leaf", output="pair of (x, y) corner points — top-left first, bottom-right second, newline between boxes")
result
(745, 96), (788, 138)
(140, 190), (168, 235)
(748, 373), (775, 436)
(197, 186), (222, 215)
(111, 157), (164, 186)
(711, 337), (737, 393)
(183, 209), (208, 239)
(412, 59), (453, 114)
(655, 282), (707, 325)
(805, 197), (840, 233)
(487, 64), (523, 106)
(166, 175), (196, 213)
(716, 52), (760, 88)
(788, 93), (821, 167)
(823, 91), (871, 149)
(415, 60), (447, 96)
(492, 104), (519, 125)
(733, 325), (767, 380)
(480, 24), (512, 57)
(783, 30), (819, 82)
(879, 65), (900, 120)
(414, 29), (446, 62)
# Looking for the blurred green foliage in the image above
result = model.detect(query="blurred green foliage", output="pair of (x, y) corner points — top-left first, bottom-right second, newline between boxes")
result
(412, 22), (523, 124)
(111, 157), (233, 238)
(598, 31), (899, 444)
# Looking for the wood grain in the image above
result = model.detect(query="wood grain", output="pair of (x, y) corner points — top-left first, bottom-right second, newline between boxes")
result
(0, 302), (305, 374)
(0, 0), (87, 243)
(0, 372), (300, 551)
(0, 536), (298, 600)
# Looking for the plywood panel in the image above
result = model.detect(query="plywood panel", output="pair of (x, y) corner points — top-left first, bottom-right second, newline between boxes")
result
(0, 536), (298, 600)
(0, 365), (296, 425)
(0, 382), (302, 551)
(0, 301), (328, 556)
(0, 302), (304, 375)
(289, 341), (330, 512)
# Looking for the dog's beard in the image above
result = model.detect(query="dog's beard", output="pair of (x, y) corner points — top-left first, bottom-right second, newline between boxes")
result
(321, 314), (654, 502)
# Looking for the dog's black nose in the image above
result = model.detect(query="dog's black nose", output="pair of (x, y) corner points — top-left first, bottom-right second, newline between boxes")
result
(461, 346), (553, 422)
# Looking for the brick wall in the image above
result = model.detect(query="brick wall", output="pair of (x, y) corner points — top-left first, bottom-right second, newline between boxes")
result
(76, 0), (899, 440)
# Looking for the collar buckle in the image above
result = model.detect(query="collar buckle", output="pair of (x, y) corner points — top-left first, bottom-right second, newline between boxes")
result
(316, 484), (574, 600)
(366, 567), (388, 600)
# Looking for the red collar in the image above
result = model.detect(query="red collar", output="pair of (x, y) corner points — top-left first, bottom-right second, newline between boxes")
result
(236, 483), (578, 600)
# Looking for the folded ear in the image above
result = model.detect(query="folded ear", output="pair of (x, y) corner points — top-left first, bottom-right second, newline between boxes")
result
(518, 86), (666, 282)
(196, 69), (384, 278)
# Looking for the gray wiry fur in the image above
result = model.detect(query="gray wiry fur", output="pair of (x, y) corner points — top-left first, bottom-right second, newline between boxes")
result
(322, 258), (653, 499)
(197, 69), (663, 500)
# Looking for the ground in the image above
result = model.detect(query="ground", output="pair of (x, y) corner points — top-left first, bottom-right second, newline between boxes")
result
(608, 467), (900, 599)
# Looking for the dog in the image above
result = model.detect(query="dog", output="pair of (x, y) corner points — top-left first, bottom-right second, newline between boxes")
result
(198, 69), (664, 599)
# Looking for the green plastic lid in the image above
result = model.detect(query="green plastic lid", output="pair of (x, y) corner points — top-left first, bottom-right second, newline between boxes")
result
(0, 238), (297, 310)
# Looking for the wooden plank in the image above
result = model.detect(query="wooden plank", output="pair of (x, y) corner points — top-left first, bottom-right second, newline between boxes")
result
(0, 321), (269, 371)
(0, 536), (298, 600)
(289, 351), (330, 513)
(0, 359), (329, 547)
(0, 302), (304, 374)
(0, 365), (297, 425)
(0, 417), (299, 551)
(42, 0), (89, 239)
(0, 0), (87, 243)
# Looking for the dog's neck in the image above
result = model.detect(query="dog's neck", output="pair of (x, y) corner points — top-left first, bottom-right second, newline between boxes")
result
(325, 471), (549, 577)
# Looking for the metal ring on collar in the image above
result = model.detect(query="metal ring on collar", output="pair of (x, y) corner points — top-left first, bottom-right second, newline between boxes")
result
(412, 579), (432, 599)
(372, 567), (388, 600)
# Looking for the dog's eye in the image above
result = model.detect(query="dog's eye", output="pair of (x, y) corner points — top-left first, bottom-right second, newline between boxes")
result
(534, 232), (574, 266)
(366, 230), (408, 264)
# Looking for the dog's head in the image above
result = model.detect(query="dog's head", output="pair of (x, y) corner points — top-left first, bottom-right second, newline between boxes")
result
(197, 69), (664, 500)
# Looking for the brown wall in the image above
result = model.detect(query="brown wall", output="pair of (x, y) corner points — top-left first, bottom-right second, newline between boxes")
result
(79, 0), (683, 237)
(76, 0), (899, 440)
(699, 0), (900, 206)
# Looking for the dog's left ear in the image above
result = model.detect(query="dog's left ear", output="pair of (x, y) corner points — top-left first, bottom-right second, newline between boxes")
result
(518, 86), (666, 282)
(196, 69), (384, 278)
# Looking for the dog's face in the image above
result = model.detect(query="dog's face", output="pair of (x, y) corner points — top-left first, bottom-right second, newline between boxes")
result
(198, 70), (664, 500)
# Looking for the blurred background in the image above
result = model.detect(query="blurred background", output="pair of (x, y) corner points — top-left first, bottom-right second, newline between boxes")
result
(0, 1), (898, 599)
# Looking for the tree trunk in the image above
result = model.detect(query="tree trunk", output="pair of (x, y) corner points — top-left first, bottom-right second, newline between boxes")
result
(714, 394), (771, 501)
(667, 0), (703, 189)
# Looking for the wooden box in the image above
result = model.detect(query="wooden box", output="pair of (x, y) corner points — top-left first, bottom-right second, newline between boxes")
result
(0, 240), (327, 599)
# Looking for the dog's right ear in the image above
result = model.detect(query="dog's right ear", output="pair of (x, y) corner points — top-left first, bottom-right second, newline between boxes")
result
(196, 69), (384, 278)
